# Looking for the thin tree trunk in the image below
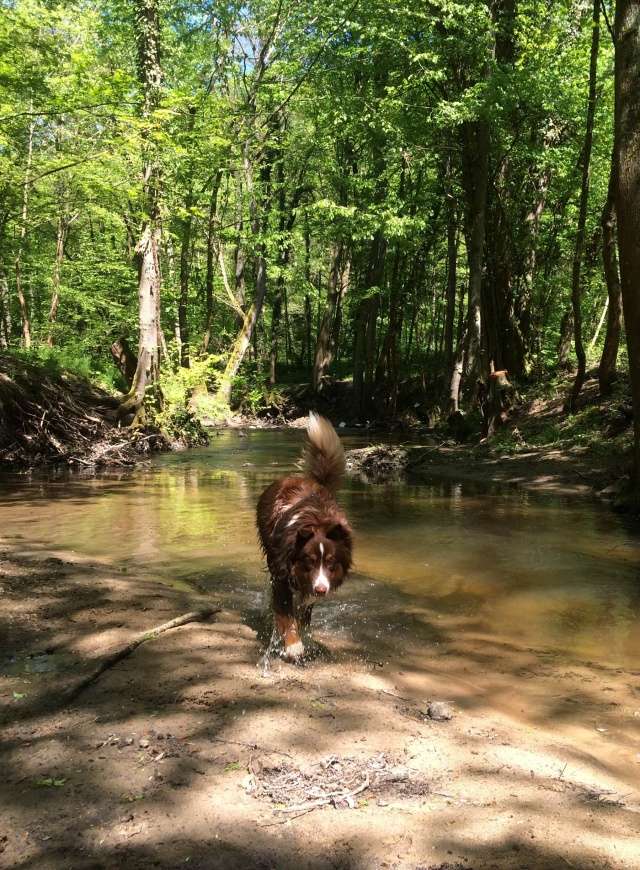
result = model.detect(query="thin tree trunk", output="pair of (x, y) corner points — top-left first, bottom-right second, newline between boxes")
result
(0, 221), (11, 347)
(614, 0), (640, 490)
(599, 156), (622, 396)
(47, 214), (69, 346)
(449, 331), (467, 415)
(0, 266), (10, 348)
(15, 113), (34, 349)
(557, 308), (573, 367)
(589, 297), (609, 353)
(375, 246), (403, 399)
(217, 260), (268, 404)
(567, 0), (600, 411)
(354, 230), (385, 418)
(313, 243), (344, 391)
(269, 278), (283, 385)
(202, 170), (223, 352)
(444, 191), (458, 369)
(233, 172), (246, 330)
(178, 107), (197, 368)
(119, 0), (164, 422)
(461, 117), (489, 390)
(216, 142), (272, 405)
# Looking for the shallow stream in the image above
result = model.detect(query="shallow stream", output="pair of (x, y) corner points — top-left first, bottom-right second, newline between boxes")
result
(2, 430), (639, 765)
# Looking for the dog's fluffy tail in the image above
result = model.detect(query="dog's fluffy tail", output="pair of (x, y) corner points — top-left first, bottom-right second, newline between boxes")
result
(303, 412), (345, 490)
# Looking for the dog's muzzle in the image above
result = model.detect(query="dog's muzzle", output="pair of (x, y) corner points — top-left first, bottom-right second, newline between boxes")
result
(312, 569), (330, 596)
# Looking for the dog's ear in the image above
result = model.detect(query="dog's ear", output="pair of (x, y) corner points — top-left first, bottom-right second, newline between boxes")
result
(295, 526), (315, 549)
(326, 523), (349, 542)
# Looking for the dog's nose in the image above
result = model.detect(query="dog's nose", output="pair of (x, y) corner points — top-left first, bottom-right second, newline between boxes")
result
(313, 580), (330, 595)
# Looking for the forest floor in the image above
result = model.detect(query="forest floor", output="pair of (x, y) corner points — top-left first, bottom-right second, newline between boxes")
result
(2, 540), (639, 870)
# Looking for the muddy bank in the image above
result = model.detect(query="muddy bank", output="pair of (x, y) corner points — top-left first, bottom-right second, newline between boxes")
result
(0, 355), (203, 470)
(344, 439), (628, 501)
(2, 542), (639, 870)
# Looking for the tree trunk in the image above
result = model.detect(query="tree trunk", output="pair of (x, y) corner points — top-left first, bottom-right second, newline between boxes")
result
(0, 266), (10, 349)
(375, 245), (404, 411)
(460, 118), (489, 389)
(233, 172), (247, 330)
(444, 191), (458, 369)
(557, 308), (573, 367)
(599, 156), (622, 396)
(353, 230), (386, 418)
(0, 224), (11, 347)
(202, 170), (223, 352)
(47, 213), (69, 346)
(216, 257), (268, 405)
(216, 143), (272, 405)
(15, 114), (34, 350)
(111, 337), (138, 386)
(120, 0), (164, 422)
(449, 330), (467, 415)
(178, 107), (197, 368)
(614, 0), (640, 489)
(312, 243), (344, 391)
(566, 0), (600, 411)
(269, 279), (283, 386)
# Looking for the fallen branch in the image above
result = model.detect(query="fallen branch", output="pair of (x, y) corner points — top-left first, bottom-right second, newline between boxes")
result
(257, 775), (371, 826)
(278, 773), (370, 813)
(61, 607), (220, 706)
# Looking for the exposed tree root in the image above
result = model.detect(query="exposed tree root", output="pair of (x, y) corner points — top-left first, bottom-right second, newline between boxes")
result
(0, 354), (170, 467)
(61, 607), (220, 706)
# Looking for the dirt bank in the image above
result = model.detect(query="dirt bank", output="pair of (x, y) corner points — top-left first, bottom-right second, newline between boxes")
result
(1, 542), (638, 870)
(346, 439), (626, 500)
(0, 354), (210, 470)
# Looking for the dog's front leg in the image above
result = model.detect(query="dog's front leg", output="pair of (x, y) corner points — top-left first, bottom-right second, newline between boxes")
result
(272, 582), (304, 661)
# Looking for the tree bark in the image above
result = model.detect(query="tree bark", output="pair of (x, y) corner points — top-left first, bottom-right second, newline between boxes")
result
(614, 0), (640, 489)
(216, 150), (272, 405)
(0, 220), (10, 347)
(566, 0), (600, 411)
(444, 189), (458, 369)
(0, 266), (10, 349)
(313, 243), (345, 391)
(598, 155), (622, 396)
(178, 107), (197, 368)
(110, 337), (138, 386)
(460, 117), (489, 390)
(202, 170), (223, 352)
(353, 230), (385, 418)
(47, 213), (71, 346)
(119, 0), (164, 422)
(15, 114), (34, 350)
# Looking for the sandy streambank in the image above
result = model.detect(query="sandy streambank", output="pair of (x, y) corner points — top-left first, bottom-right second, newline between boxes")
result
(1, 543), (639, 870)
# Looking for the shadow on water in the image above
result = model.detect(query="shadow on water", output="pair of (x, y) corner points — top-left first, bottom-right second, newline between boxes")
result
(2, 428), (640, 729)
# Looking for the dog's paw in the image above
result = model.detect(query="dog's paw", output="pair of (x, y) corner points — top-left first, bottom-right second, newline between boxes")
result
(283, 641), (305, 662)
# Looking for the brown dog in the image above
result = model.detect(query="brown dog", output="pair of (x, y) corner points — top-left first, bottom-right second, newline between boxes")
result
(256, 413), (353, 661)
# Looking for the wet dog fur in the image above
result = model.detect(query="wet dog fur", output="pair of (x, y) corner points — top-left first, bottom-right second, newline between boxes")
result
(256, 413), (353, 661)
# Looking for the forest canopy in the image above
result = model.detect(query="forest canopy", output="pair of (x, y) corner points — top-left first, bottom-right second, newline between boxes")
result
(0, 0), (634, 448)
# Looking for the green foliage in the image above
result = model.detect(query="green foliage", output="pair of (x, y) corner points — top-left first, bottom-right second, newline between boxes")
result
(231, 366), (286, 416)
(157, 355), (225, 435)
(0, 0), (624, 432)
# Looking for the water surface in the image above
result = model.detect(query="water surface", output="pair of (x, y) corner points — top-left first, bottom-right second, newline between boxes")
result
(2, 430), (639, 749)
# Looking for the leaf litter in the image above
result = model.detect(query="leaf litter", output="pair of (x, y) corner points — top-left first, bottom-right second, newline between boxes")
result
(246, 752), (430, 818)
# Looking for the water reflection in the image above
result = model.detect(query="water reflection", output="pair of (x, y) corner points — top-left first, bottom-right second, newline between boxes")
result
(1, 429), (639, 673)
